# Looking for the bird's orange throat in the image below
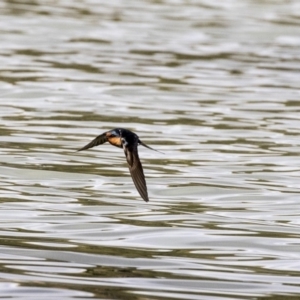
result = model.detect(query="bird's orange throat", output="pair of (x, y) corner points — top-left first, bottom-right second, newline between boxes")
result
(108, 136), (122, 147)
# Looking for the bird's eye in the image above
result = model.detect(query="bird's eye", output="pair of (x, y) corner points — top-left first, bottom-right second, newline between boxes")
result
(110, 130), (118, 137)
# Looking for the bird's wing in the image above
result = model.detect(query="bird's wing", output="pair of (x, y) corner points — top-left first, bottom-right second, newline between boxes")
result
(78, 132), (108, 151)
(124, 143), (149, 202)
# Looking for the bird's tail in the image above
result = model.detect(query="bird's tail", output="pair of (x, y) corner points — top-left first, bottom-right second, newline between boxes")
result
(139, 140), (164, 154)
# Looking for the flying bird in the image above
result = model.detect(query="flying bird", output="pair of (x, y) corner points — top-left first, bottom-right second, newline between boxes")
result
(78, 128), (160, 202)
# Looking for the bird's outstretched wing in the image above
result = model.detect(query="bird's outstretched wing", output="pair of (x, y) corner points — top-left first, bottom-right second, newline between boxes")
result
(124, 144), (149, 202)
(78, 132), (108, 152)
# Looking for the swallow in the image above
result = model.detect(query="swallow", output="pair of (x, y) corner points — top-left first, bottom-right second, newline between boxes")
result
(78, 128), (160, 202)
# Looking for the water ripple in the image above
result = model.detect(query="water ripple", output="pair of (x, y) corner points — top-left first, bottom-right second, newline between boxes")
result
(1, 0), (300, 299)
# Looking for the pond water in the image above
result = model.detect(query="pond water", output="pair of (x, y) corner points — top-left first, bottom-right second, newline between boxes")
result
(1, 0), (300, 299)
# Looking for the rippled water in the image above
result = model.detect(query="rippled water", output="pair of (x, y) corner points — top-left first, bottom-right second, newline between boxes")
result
(1, 0), (300, 299)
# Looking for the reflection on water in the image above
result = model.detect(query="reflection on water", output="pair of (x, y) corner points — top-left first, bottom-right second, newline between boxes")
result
(1, 0), (300, 299)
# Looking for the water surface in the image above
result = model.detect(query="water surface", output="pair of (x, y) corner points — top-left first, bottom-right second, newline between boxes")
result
(1, 0), (300, 299)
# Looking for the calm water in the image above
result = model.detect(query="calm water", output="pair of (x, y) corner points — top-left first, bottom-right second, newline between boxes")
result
(1, 0), (300, 299)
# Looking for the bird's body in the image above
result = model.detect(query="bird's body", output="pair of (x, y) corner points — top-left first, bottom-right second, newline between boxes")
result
(78, 128), (159, 202)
